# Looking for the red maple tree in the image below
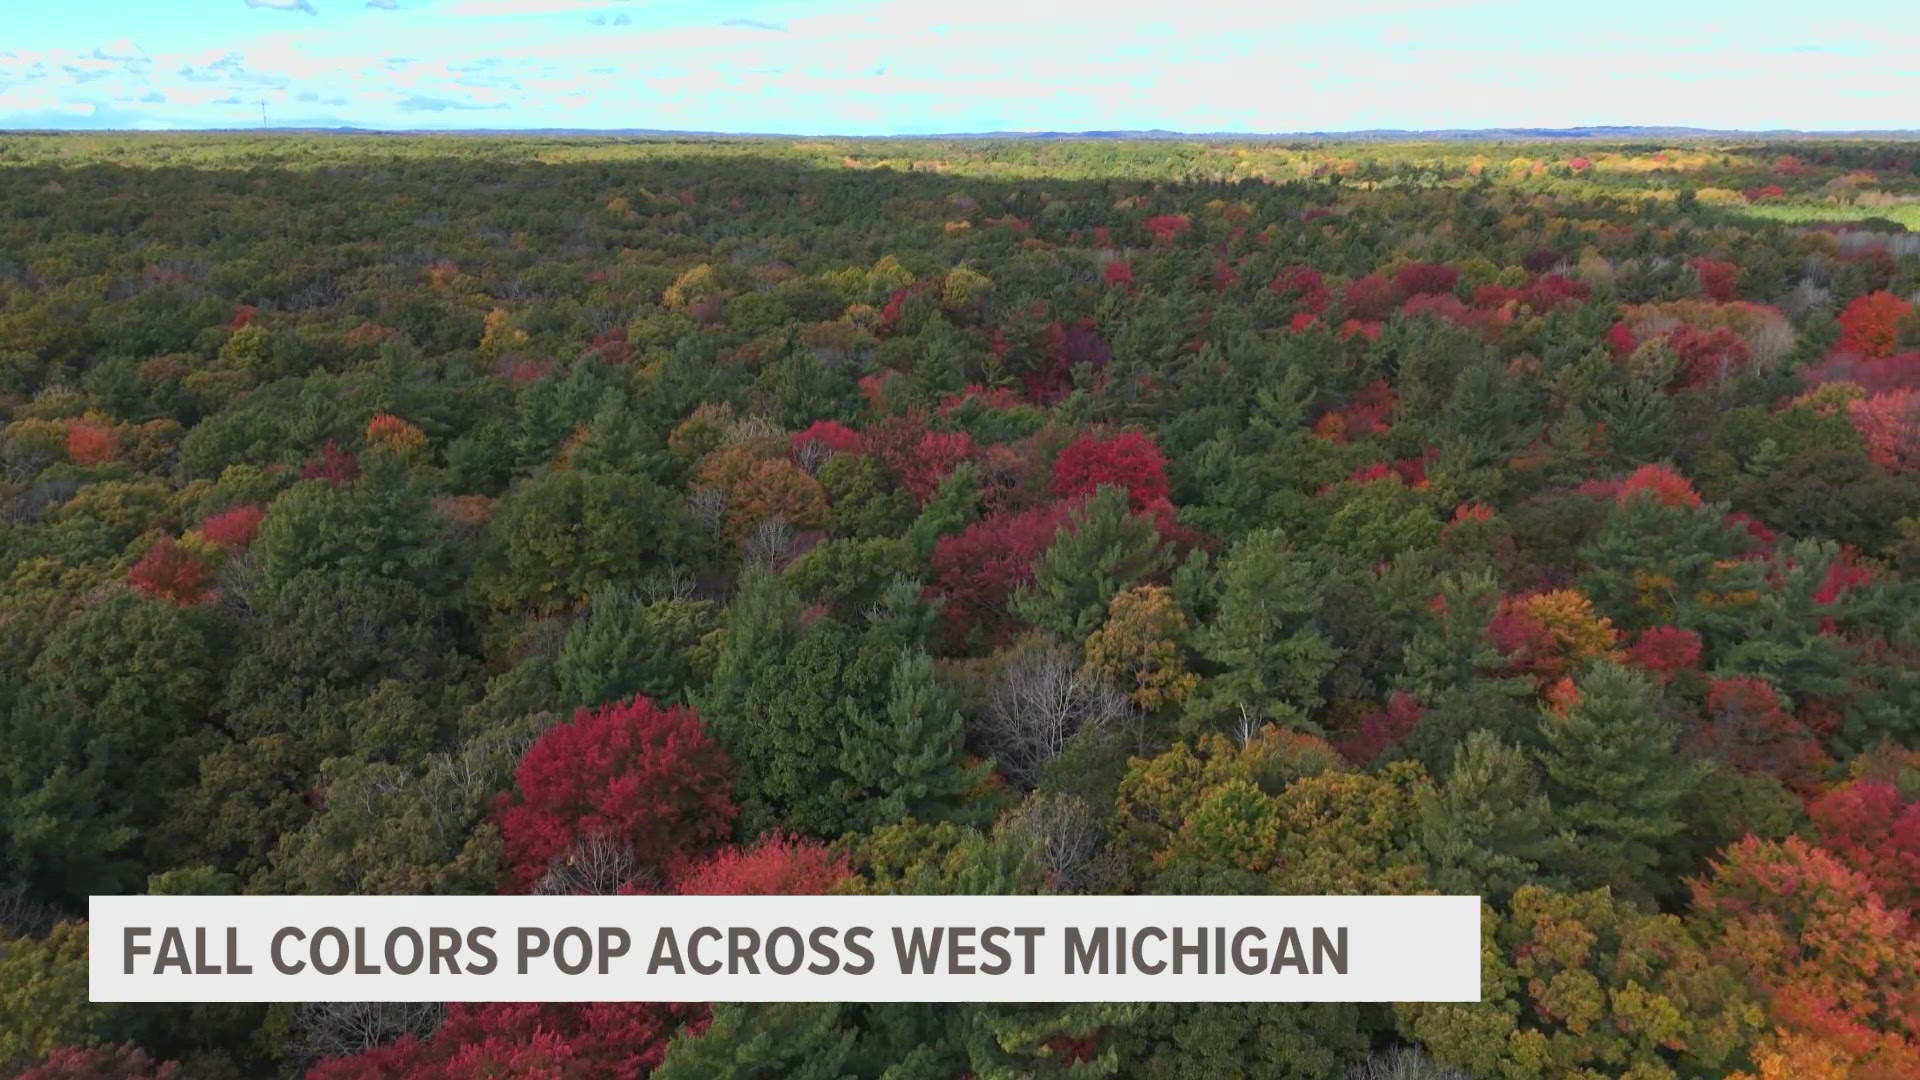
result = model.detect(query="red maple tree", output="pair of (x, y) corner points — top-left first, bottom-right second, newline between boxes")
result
(129, 538), (214, 606)
(493, 696), (737, 892)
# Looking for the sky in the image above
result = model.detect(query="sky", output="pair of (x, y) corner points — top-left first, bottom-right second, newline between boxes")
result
(2, 0), (1917, 135)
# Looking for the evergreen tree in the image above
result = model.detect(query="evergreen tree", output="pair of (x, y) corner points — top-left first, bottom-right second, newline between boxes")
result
(1011, 486), (1168, 642)
(1534, 661), (1704, 900)
(1417, 731), (1560, 901)
(1184, 528), (1340, 734)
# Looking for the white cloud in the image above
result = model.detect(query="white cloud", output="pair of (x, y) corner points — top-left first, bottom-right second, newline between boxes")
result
(243, 0), (318, 14)
(439, 0), (634, 16)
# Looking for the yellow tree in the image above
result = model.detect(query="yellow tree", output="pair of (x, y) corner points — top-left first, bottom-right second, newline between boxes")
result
(1083, 585), (1199, 711)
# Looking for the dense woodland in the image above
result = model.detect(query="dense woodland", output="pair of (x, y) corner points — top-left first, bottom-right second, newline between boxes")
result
(1, 132), (1919, 1079)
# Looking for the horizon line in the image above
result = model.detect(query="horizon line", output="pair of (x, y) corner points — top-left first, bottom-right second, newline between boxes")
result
(7, 124), (1920, 142)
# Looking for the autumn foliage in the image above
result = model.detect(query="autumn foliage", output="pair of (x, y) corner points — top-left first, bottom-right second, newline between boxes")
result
(307, 1002), (707, 1080)
(1837, 291), (1915, 360)
(1618, 463), (1704, 507)
(64, 418), (118, 467)
(672, 834), (852, 896)
(929, 502), (1074, 648)
(494, 697), (737, 891)
(1488, 589), (1621, 683)
(1050, 431), (1172, 513)
(128, 537), (214, 605)
(198, 504), (266, 550)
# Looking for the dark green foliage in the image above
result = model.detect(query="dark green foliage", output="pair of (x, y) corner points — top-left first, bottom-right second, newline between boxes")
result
(476, 467), (690, 613)
(556, 591), (717, 709)
(700, 575), (978, 836)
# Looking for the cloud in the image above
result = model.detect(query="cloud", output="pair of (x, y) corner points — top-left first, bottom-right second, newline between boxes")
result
(243, 0), (318, 14)
(366, 0), (400, 7)
(441, 0), (632, 15)
(92, 39), (150, 63)
(720, 18), (787, 32)
(397, 93), (501, 111)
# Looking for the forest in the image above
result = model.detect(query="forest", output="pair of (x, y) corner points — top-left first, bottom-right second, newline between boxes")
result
(0, 131), (1917, 1079)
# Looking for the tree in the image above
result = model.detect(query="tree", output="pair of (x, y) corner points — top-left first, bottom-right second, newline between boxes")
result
(1012, 486), (1170, 643)
(310, 1001), (705, 1080)
(1847, 388), (1920, 473)
(258, 721), (537, 896)
(127, 538), (214, 605)
(247, 459), (456, 604)
(0, 923), (124, 1076)
(1691, 836), (1920, 1076)
(494, 696), (736, 892)
(1806, 779), (1920, 912)
(1183, 528), (1341, 733)
(928, 501), (1074, 650)
(1533, 661), (1704, 900)
(1083, 584), (1200, 711)
(1398, 887), (1760, 1080)
(17, 1042), (179, 1079)
(4, 594), (223, 898)
(981, 641), (1137, 788)
(699, 576), (976, 834)
(556, 591), (717, 711)
(217, 569), (470, 767)
(1837, 290), (1914, 360)
(1050, 431), (1173, 512)
(693, 447), (830, 544)
(673, 834), (851, 895)
(1417, 731), (1559, 902)
(476, 468), (689, 613)
(195, 504), (265, 551)
(63, 417), (119, 468)
(1486, 589), (1620, 685)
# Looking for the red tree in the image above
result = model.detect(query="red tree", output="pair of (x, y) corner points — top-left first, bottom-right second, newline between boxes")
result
(1142, 214), (1190, 243)
(1521, 273), (1590, 311)
(129, 537), (214, 605)
(302, 440), (361, 487)
(1838, 291), (1914, 360)
(308, 1001), (707, 1080)
(864, 413), (976, 502)
(673, 834), (852, 895)
(928, 501), (1075, 649)
(1268, 264), (1331, 312)
(1050, 431), (1172, 513)
(1625, 625), (1703, 681)
(1393, 262), (1459, 297)
(1689, 257), (1742, 302)
(21, 1044), (179, 1079)
(1618, 463), (1703, 508)
(199, 504), (267, 550)
(1666, 325), (1752, 388)
(1808, 779), (1920, 912)
(790, 419), (865, 459)
(1689, 678), (1829, 795)
(1333, 691), (1425, 766)
(1848, 388), (1920, 472)
(1341, 273), (1402, 321)
(493, 697), (737, 892)
(65, 419), (119, 467)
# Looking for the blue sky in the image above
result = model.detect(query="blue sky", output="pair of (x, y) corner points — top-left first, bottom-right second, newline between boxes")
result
(2, 0), (1916, 134)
